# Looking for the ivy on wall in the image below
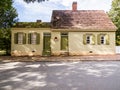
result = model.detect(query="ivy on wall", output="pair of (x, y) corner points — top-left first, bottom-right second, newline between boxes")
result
(13, 22), (51, 28)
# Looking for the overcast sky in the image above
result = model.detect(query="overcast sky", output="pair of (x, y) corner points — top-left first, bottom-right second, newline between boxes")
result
(13, 0), (112, 22)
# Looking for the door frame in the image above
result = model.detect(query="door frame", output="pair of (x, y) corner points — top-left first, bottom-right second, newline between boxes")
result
(61, 32), (69, 51)
(42, 32), (51, 56)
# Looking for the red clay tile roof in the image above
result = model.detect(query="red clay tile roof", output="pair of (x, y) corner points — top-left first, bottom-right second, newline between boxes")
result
(51, 10), (117, 30)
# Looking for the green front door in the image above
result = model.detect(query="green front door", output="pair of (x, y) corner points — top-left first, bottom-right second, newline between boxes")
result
(61, 32), (68, 51)
(43, 33), (51, 56)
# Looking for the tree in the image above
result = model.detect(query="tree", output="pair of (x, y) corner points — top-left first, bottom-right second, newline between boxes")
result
(109, 0), (120, 45)
(0, 0), (18, 55)
(24, 0), (48, 3)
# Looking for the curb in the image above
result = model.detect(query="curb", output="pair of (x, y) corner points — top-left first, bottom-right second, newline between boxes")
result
(0, 55), (120, 62)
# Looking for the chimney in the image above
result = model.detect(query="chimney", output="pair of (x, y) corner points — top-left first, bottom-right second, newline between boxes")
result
(36, 20), (42, 23)
(72, 2), (77, 11)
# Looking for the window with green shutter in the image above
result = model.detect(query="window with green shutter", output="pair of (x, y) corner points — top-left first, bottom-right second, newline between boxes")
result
(28, 32), (40, 45)
(14, 32), (26, 44)
(83, 34), (95, 45)
(97, 34), (110, 45)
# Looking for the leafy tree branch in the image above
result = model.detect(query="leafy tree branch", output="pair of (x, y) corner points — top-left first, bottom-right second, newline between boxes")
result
(109, 0), (120, 45)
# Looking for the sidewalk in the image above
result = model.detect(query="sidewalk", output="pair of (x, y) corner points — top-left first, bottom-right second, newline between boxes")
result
(0, 54), (120, 62)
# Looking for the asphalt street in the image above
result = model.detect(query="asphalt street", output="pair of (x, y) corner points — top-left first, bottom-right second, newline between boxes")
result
(0, 61), (120, 90)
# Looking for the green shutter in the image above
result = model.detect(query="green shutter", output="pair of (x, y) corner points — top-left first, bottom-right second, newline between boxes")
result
(97, 34), (101, 45)
(36, 33), (40, 44)
(28, 33), (31, 44)
(92, 34), (95, 45)
(83, 34), (86, 45)
(106, 34), (110, 45)
(23, 33), (26, 44)
(14, 33), (18, 44)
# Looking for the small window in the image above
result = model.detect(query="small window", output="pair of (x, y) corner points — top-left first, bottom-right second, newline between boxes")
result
(31, 33), (37, 44)
(86, 36), (90, 44)
(83, 34), (95, 45)
(98, 34), (109, 45)
(18, 33), (23, 44)
(14, 32), (26, 44)
(100, 35), (105, 44)
(28, 33), (40, 45)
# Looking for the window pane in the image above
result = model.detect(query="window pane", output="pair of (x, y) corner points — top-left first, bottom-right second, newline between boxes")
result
(86, 36), (90, 44)
(30, 33), (37, 44)
(28, 33), (40, 44)
(100, 35), (105, 44)
(18, 33), (23, 44)
(31, 33), (37, 44)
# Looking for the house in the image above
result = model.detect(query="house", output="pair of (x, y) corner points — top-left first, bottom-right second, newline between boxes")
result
(11, 2), (117, 56)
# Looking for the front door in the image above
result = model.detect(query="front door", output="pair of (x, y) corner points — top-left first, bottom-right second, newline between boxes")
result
(43, 33), (51, 56)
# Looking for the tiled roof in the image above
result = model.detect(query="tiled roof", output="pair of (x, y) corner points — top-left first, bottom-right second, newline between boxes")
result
(51, 10), (117, 30)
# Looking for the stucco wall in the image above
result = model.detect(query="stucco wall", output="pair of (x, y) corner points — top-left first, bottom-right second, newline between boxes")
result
(11, 28), (50, 56)
(51, 31), (116, 55)
(51, 32), (61, 55)
(11, 28), (116, 56)
(69, 31), (116, 55)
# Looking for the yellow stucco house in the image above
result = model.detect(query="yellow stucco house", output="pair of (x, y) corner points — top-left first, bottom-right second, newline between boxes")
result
(11, 2), (117, 56)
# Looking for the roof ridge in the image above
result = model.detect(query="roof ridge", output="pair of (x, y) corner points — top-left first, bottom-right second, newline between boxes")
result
(53, 10), (105, 11)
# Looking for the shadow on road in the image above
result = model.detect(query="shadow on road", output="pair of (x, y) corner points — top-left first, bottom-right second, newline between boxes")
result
(0, 61), (120, 90)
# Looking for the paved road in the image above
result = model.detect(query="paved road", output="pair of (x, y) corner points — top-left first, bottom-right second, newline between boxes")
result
(0, 61), (120, 90)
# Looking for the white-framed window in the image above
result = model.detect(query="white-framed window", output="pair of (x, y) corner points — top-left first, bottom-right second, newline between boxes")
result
(31, 33), (37, 44)
(14, 32), (26, 44)
(18, 33), (23, 44)
(98, 34), (109, 45)
(28, 32), (40, 45)
(100, 35), (105, 44)
(83, 34), (95, 45)
(86, 35), (91, 44)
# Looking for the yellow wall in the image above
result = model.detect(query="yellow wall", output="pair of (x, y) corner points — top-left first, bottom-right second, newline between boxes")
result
(51, 32), (61, 55)
(11, 28), (50, 56)
(51, 31), (116, 55)
(11, 28), (116, 56)
(69, 32), (116, 55)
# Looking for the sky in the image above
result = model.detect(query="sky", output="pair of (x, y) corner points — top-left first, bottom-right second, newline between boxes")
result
(13, 0), (113, 22)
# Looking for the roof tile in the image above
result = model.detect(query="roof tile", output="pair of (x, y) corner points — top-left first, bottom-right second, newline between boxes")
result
(51, 10), (117, 30)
